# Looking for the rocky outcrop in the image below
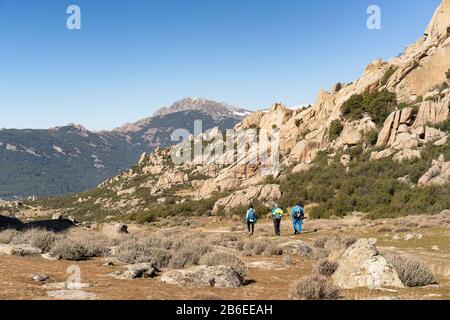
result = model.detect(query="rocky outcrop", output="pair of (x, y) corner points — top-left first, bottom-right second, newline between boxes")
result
(332, 239), (404, 289)
(377, 107), (447, 150)
(414, 94), (450, 127)
(212, 184), (281, 214)
(292, 163), (312, 174)
(337, 118), (377, 147)
(418, 154), (450, 186)
(393, 149), (422, 163)
(108, 263), (157, 280)
(424, 0), (450, 38)
(161, 265), (243, 288)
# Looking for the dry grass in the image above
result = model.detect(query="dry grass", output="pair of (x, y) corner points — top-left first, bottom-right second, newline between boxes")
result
(50, 238), (89, 261)
(282, 255), (295, 267)
(199, 252), (247, 280)
(289, 275), (340, 300)
(315, 259), (338, 277)
(382, 251), (436, 287)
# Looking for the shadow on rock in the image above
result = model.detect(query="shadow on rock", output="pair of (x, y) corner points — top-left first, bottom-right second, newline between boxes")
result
(0, 215), (75, 233)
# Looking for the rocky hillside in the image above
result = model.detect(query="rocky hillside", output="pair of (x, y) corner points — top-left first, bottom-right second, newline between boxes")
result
(9, 0), (450, 221)
(0, 98), (249, 199)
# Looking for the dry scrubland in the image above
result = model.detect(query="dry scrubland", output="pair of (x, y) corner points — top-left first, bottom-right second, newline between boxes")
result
(0, 211), (449, 300)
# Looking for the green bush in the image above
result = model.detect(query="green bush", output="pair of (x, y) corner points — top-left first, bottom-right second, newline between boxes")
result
(280, 140), (450, 219)
(364, 129), (379, 146)
(380, 66), (398, 86)
(365, 90), (397, 125)
(341, 94), (364, 121)
(329, 120), (344, 140)
(341, 90), (397, 125)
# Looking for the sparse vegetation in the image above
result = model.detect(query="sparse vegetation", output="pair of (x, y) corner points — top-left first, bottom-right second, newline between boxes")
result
(381, 66), (398, 86)
(50, 239), (88, 261)
(329, 120), (344, 140)
(445, 69), (450, 80)
(315, 259), (338, 277)
(199, 252), (247, 280)
(382, 251), (436, 287)
(289, 275), (339, 300)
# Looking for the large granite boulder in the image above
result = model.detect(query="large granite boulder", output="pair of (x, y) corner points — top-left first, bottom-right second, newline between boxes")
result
(332, 239), (404, 289)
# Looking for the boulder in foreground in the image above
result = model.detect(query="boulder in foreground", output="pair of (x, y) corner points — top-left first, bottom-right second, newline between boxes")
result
(161, 265), (243, 288)
(332, 239), (404, 289)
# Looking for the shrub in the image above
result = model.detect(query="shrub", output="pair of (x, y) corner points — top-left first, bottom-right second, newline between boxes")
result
(329, 120), (344, 140)
(382, 251), (436, 287)
(341, 90), (397, 125)
(366, 90), (397, 125)
(115, 238), (145, 264)
(283, 255), (295, 266)
(315, 259), (338, 277)
(377, 226), (392, 233)
(446, 69), (450, 80)
(169, 245), (210, 268)
(364, 129), (379, 146)
(50, 239), (88, 261)
(341, 94), (364, 121)
(0, 229), (21, 244)
(380, 66), (398, 86)
(77, 235), (110, 258)
(199, 252), (247, 280)
(289, 275), (339, 300)
(26, 229), (58, 252)
(244, 238), (269, 255)
(265, 244), (283, 256)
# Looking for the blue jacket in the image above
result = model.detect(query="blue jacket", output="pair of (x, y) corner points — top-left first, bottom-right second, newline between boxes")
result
(246, 208), (257, 223)
(291, 205), (305, 220)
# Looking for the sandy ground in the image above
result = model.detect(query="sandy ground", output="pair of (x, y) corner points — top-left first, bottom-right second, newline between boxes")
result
(0, 215), (449, 300)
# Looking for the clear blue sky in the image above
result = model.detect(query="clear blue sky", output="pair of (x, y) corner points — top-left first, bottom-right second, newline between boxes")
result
(0, 0), (441, 130)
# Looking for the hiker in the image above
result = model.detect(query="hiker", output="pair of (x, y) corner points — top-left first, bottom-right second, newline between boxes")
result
(291, 202), (305, 235)
(271, 205), (284, 236)
(245, 205), (257, 236)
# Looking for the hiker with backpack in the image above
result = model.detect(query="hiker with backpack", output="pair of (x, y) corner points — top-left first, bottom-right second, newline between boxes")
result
(291, 202), (305, 235)
(245, 204), (257, 236)
(271, 205), (284, 236)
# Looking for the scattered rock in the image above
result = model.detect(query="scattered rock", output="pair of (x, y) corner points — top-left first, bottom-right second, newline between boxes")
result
(292, 163), (312, 174)
(52, 213), (63, 220)
(431, 245), (440, 251)
(332, 239), (404, 289)
(32, 274), (49, 282)
(418, 154), (450, 187)
(246, 261), (283, 270)
(405, 233), (423, 240)
(102, 223), (128, 236)
(278, 240), (312, 256)
(161, 265), (243, 288)
(41, 253), (61, 261)
(108, 263), (157, 280)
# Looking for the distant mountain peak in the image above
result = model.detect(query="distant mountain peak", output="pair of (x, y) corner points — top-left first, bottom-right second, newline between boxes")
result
(153, 97), (251, 119)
